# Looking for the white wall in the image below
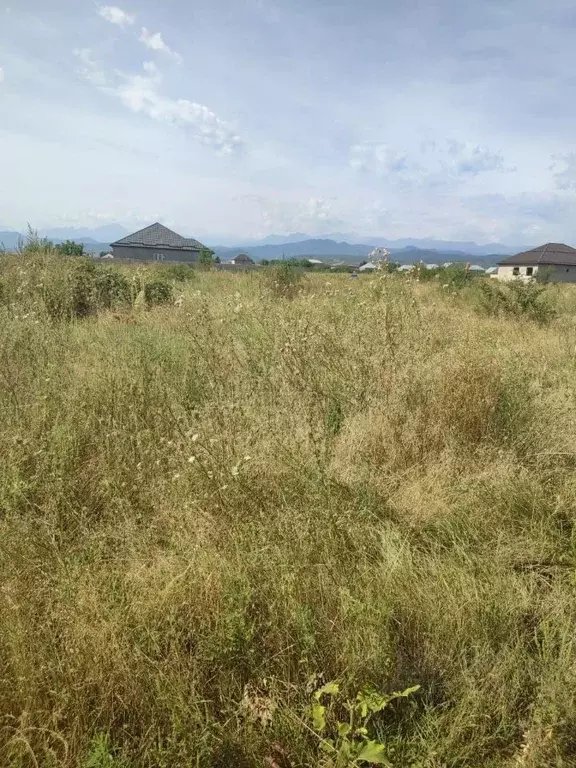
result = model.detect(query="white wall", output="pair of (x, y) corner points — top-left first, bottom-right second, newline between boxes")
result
(497, 265), (538, 281)
(497, 265), (576, 282)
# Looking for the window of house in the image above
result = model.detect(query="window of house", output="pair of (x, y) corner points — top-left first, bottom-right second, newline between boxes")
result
(526, 267), (533, 276)
(512, 266), (520, 275)
(154, 253), (165, 261)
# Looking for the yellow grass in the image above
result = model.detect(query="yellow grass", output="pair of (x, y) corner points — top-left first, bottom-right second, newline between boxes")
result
(2, 253), (576, 766)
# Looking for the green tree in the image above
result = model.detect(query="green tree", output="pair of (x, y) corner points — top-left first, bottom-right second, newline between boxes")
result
(57, 240), (85, 257)
(198, 248), (215, 268)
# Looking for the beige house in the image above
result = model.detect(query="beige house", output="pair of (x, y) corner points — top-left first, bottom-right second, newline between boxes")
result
(497, 243), (576, 282)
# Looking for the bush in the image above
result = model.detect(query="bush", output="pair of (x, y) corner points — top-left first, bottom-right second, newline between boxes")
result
(143, 280), (174, 307)
(93, 268), (132, 309)
(474, 279), (556, 324)
(44, 260), (134, 320)
(264, 262), (303, 298)
(415, 264), (440, 281)
(56, 240), (85, 257)
(440, 264), (475, 290)
(40, 258), (102, 320)
(160, 263), (196, 283)
(536, 266), (554, 284)
(198, 248), (216, 269)
(0, 251), (133, 320)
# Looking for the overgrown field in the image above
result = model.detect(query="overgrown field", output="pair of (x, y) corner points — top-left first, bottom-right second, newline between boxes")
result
(2, 251), (576, 767)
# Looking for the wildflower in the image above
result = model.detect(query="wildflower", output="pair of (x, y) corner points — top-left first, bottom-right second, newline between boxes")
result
(188, 456), (196, 464)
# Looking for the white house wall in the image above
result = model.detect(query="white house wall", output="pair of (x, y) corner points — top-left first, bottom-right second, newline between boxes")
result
(497, 265), (576, 282)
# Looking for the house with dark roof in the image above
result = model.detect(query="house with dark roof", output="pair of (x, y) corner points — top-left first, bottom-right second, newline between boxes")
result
(230, 253), (255, 266)
(111, 223), (208, 263)
(497, 243), (576, 282)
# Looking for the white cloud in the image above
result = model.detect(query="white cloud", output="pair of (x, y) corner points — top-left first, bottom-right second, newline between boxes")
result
(550, 153), (576, 191)
(97, 5), (135, 27)
(73, 48), (107, 86)
(0, 66), (4, 84)
(350, 143), (409, 174)
(250, 195), (342, 233)
(139, 28), (181, 62)
(350, 139), (513, 188)
(441, 140), (508, 176)
(74, 54), (242, 155)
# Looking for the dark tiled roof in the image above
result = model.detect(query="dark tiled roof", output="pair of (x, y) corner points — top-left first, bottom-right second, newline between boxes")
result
(498, 243), (576, 266)
(111, 223), (206, 251)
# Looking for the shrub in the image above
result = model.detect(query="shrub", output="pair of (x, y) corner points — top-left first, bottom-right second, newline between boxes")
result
(198, 248), (216, 269)
(474, 279), (556, 324)
(415, 264), (440, 281)
(440, 264), (475, 290)
(43, 260), (134, 319)
(56, 240), (85, 257)
(93, 268), (132, 309)
(161, 263), (196, 283)
(143, 280), (174, 307)
(536, 266), (554, 284)
(40, 258), (100, 320)
(265, 262), (303, 298)
(0, 251), (133, 320)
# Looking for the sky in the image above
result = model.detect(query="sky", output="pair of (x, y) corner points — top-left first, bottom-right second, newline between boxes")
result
(2, 0), (576, 244)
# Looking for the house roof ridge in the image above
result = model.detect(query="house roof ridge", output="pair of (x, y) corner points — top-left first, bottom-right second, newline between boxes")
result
(111, 222), (206, 251)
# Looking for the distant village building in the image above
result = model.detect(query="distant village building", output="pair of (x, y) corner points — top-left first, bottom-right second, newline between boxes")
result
(358, 262), (378, 272)
(231, 253), (255, 265)
(497, 243), (576, 282)
(110, 223), (207, 263)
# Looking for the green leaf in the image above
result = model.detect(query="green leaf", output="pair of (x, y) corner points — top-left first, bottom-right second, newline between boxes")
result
(335, 738), (353, 768)
(315, 681), (340, 699)
(356, 686), (388, 717)
(312, 702), (326, 731)
(337, 722), (351, 738)
(388, 684), (421, 703)
(320, 739), (335, 754)
(398, 684), (421, 697)
(356, 740), (390, 765)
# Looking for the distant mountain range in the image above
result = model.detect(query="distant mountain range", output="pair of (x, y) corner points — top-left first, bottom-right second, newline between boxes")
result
(211, 240), (508, 265)
(40, 224), (130, 242)
(0, 224), (529, 265)
(0, 231), (112, 252)
(219, 232), (526, 257)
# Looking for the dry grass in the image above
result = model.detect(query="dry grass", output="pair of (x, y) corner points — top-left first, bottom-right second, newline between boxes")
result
(2, 253), (576, 766)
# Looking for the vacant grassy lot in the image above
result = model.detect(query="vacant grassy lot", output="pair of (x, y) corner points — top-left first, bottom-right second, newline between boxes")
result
(2, 252), (576, 767)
